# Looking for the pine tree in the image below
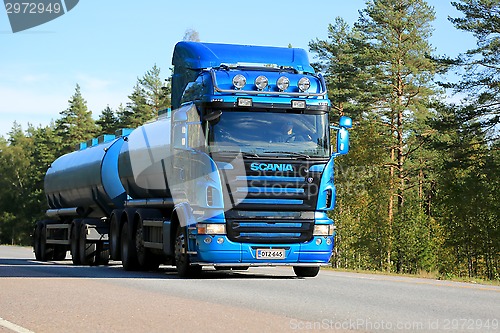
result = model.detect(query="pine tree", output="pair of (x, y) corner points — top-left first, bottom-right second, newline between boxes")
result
(119, 65), (170, 128)
(183, 28), (200, 42)
(311, 0), (440, 273)
(355, 0), (438, 272)
(309, 17), (367, 118)
(139, 64), (170, 113)
(97, 105), (120, 135)
(447, 0), (500, 135)
(55, 84), (97, 154)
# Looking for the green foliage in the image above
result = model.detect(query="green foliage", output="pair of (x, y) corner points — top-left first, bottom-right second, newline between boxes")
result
(118, 65), (170, 128)
(55, 84), (97, 154)
(447, 0), (500, 132)
(96, 105), (120, 135)
(315, 0), (443, 274)
(430, 103), (499, 279)
(0, 123), (53, 244)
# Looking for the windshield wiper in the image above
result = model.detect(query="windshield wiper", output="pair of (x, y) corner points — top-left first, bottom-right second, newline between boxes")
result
(262, 151), (311, 159)
(211, 150), (261, 158)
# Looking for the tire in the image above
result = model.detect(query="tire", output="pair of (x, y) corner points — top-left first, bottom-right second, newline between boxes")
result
(95, 241), (110, 266)
(135, 218), (161, 271)
(174, 226), (201, 277)
(109, 211), (121, 260)
(121, 221), (139, 271)
(70, 220), (81, 265)
(79, 222), (97, 265)
(34, 222), (53, 261)
(293, 266), (320, 278)
(33, 222), (43, 261)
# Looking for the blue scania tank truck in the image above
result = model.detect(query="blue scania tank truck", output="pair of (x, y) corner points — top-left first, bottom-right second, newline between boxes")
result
(33, 41), (352, 277)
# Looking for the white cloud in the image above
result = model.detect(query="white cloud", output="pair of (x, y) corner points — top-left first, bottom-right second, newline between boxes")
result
(76, 73), (114, 91)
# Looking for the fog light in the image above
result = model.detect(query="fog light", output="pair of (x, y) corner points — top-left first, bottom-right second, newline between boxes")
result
(255, 75), (268, 90)
(298, 77), (311, 92)
(204, 237), (212, 244)
(232, 74), (246, 89)
(316, 238), (322, 245)
(217, 237), (224, 244)
(276, 76), (290, 91)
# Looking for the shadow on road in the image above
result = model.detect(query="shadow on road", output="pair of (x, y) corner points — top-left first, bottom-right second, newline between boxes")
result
(0, 257), (297, 280)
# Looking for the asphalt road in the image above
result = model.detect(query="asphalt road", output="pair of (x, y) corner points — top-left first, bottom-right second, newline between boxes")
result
(0, 246), (498, 333)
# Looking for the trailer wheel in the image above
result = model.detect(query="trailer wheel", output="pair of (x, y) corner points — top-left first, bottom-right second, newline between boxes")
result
(174, 226), (201, 277)
(134, 209), (164, 271)
(70, 220), (81, 265)
(135, 219), (160, 271)
(109, 211), (121, 260)
(293, 266), (320, 278)
(34, 221), (53, 261)
(33, 223), (42, 260)
(121, 221), (139, 271)
(33, 222), (44, 261)
(79, 223), (97, 265)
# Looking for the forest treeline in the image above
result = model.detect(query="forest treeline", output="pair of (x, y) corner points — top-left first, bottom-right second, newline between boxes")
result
(0, 0), (498, 280)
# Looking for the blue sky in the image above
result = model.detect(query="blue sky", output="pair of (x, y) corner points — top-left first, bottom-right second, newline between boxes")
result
(0, 0), (476, 137)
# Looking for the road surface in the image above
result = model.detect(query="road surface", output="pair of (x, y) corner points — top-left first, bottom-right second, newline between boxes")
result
(0, 245), (498, 332)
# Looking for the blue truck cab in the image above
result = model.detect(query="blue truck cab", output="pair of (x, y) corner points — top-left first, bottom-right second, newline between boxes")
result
(170, 42), (352, 277)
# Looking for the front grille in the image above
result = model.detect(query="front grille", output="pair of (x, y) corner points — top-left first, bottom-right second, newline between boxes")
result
(231, 175), (310, 210)
(227, 219), (314, 244)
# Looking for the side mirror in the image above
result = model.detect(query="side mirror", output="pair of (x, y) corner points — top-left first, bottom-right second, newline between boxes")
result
(339, 116), (352, 129)
(171, 103), (203, 151)
(330, 116), (352, 156)
(336, 128), (349, 155)
(173, 123), (188, 149)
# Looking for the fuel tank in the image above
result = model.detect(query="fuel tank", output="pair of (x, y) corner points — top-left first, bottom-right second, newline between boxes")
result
(45, 137), (127, 217)
(118, 116), (172, 199)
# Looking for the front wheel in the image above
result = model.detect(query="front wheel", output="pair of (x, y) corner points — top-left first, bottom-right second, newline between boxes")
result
(293, 266), (320, 278)
(174, 227), (201, 278)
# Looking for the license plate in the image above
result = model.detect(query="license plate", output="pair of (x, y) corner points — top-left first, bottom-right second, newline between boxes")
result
(256, 248), (285, 260)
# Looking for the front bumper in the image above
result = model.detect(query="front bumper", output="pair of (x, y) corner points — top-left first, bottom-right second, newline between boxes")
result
(193, 234), (334, 265)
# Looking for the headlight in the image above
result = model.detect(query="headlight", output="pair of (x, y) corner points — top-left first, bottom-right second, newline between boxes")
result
(313, 224), (335, 236)
(254, 75), (268, 90)
(276, 76), (290, 91)
(197, 223), (226, 235)
(298, 77), (311, 92)
(232, 74), (246, 89)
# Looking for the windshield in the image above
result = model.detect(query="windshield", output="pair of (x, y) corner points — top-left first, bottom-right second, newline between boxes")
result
(207, 111), (330, 158)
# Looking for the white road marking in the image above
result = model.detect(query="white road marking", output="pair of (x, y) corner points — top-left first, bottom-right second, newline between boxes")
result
(0, 317), (34, 333)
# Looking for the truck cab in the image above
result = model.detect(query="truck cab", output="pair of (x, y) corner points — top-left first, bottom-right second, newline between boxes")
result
(169, 42), (352, 277)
